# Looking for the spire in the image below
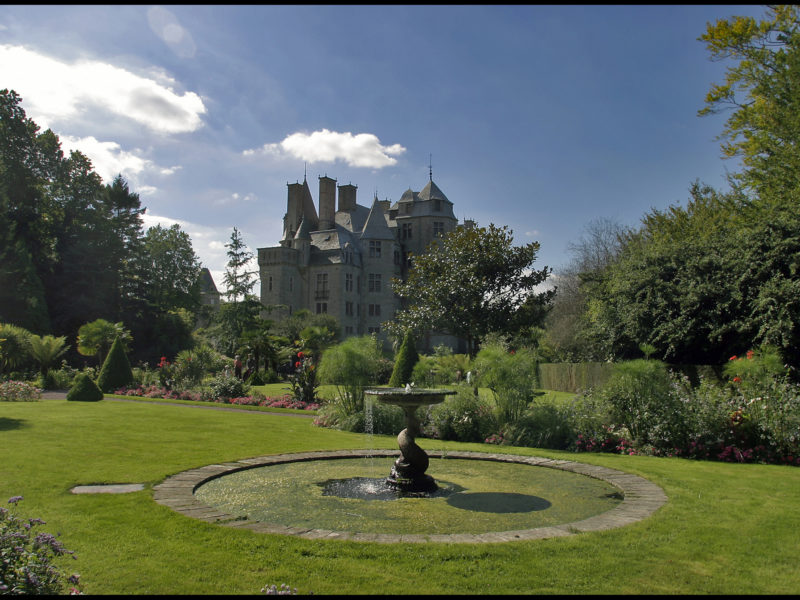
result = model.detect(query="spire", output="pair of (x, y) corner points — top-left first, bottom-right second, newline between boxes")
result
(429, 153), (433, 182)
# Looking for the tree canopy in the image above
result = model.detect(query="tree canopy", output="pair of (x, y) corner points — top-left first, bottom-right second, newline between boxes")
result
(0, 89), (208, 363)
(389, 223), (553, 355)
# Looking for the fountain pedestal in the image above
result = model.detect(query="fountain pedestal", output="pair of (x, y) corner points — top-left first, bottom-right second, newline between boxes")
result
(365, 387), (455, 493)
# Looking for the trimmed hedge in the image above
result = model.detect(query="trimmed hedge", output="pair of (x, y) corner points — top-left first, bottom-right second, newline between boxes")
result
(66, 374), (103, 402)
(537, 362), (725, 393)
(96, 336), (133, 393)
(389, 332), (419, 387)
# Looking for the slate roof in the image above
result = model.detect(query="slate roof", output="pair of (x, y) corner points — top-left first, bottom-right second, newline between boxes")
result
(361, 198), (396, 240)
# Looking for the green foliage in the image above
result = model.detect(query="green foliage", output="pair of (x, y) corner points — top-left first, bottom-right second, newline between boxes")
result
(410, 355), (439, 387)
(503, 403), (577, 450)
(389, 331), (419, 387)
(427, 385), (496, 443)
(389, 223), (554, 355)
(96, 336), (133, 393)
(473, 341), (539, 425)
(599, 359), (686, 448)
(141, 224), (202, 313)
(66, 373), (103, 402)
(208, 375), (249, 401)
(76, 319), (131, 364)
(581, 183), (800, 366)
(317, 398), (405, 435)
(699, 6), (800, 196)
(0, 323), (33, 374)
(27, 334), (69, 377)
(317, 336), (382, 414)
(173, 345), (224, 389)
(0, 496), (82, 594)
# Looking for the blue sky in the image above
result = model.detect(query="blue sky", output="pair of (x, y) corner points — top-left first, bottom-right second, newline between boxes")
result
(0, 4), (766, 292)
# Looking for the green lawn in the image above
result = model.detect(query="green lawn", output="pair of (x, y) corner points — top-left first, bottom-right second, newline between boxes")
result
(2, 397), (798, 594)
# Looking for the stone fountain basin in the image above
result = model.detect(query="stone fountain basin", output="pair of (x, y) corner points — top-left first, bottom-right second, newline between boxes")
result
(365, 387), (455, 407)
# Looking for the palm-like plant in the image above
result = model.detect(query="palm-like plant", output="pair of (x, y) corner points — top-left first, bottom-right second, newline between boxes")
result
(76, 319), (131, 364)
(28, 335), (69, 377)
(0, 323), (33, 374)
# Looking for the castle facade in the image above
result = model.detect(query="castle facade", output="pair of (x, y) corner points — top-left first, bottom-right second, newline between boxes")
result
(257, 174), (467, 349)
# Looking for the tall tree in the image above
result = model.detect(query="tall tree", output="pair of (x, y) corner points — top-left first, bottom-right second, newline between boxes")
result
(141, 223), (201, 313)
(215, 227), (260, 353)
(389, 223), (553, 356)
(699, 5), (800, 195)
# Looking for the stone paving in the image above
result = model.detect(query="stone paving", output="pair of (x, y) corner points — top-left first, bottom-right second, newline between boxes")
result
(152, 449), (668, 544)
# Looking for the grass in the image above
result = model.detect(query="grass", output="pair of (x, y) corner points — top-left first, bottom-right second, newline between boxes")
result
(2, 397), (799, 594)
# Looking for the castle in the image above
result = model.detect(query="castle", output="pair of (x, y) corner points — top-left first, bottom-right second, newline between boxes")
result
(257, 173), (470, 350)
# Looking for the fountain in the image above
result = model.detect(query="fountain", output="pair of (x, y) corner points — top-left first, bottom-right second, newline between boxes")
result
(156, 385), (667, 542)
(364, 386), (455, 494)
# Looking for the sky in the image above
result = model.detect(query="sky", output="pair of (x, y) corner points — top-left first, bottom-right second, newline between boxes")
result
(0, 4), (766, 294)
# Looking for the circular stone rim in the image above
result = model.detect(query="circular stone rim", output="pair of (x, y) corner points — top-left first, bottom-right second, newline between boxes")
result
(152, 449), (667, 544)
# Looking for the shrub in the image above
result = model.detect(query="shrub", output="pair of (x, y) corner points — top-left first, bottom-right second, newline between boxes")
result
(96, 336), (133, 393)
(246, 370), (265, 386)
(0, 323), (34, 374)
(315, 396), (405, 435)
(317, 336), (382, 414)
(0, 380), (42, 402)
(410, 355), (439, 387)
(427, 386), (497, 443)
(208, 375), (249, 401)
(389, 332), (419, 387)
(503, 402), (577, 450)
(66, 373), (103, 402)
(599, 359), (688, 448)
(474, 342), (538, 425)
(0, 496), (82, 595)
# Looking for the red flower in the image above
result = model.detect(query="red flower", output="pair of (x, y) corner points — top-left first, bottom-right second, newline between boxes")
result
(746, 350), (754, 360)
(733, 376), (742, 383)
(297, 351), (304, 359)
(295, 361), (301, 368)
(729, 355), (738, 361)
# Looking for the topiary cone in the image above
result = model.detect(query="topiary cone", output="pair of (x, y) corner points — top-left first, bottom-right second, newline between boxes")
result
(389, 331), (419, 387)
(96, 336), (133, 393)
(67, 373), (104, 402)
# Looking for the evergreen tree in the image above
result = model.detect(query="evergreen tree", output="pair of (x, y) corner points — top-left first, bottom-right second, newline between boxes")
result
(389, 331), (419, 387)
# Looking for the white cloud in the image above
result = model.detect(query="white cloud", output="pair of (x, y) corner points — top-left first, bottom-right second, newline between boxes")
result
(214, 191), (257, 206)
(59, 135), (179, 190)
(244, 129), (406, 168)
(0, 44), (206, 134)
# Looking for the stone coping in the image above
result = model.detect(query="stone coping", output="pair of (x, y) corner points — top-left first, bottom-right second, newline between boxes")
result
(152, 450), (667, 544)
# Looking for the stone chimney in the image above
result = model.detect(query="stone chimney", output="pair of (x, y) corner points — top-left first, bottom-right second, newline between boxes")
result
(338, 183), (357, 212)
(318, 175), (336, 230)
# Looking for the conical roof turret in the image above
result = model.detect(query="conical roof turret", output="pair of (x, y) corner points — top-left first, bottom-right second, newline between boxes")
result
(361, 197), (395, 240)
(417, 179), (449, 203)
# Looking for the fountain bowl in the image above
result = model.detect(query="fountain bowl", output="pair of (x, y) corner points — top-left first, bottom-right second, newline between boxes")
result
(364, 387), (455, 407)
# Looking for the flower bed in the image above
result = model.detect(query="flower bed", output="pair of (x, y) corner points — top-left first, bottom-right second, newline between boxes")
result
(113, 386), (320, 411)
(0, 380), (42, 401)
